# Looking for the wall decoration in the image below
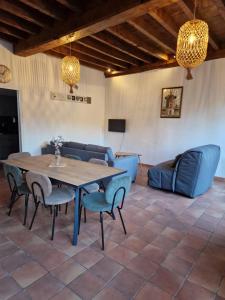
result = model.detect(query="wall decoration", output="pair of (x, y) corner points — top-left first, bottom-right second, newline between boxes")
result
(160, 87), (183, 118)
(50, 91), (91, 104)
(0, 65), (12, 83)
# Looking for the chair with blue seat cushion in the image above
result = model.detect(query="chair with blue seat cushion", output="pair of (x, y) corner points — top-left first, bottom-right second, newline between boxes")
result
(80, 175), (132, 250)
(3, 164), (30, 225)
(26, 171), (75, 240)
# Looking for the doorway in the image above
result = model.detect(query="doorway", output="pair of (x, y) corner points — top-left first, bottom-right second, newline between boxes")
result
(0, 88), (20, 159)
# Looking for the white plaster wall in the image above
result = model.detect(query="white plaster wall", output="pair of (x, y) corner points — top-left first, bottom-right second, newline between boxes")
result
(0, 39), (105, 154)
(105, 58), (225, 177)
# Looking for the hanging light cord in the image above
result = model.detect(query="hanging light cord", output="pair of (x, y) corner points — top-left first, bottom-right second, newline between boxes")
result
(194, 0), (197, 19)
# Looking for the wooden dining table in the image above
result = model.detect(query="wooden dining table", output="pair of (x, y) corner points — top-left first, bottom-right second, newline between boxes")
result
(2, 154), (125, 245)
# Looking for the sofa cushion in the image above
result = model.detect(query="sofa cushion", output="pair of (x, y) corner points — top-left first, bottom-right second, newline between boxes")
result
(85, 144), (114, 161)
(64, 141), (86, 150)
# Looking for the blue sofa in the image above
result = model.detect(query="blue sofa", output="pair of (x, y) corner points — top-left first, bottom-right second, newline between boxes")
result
(148, 145), (220, 198)
(42, 141), (138, 182)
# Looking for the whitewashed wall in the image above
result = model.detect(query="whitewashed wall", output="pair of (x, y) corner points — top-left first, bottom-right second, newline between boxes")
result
(0, 39), (105, 154)
(105, 58), (225, 177)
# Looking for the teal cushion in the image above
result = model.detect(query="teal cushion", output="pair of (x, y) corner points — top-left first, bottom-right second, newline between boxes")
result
(105, 176), (131, 205)
(81, 192), (112, 212)
(18, 183), (30, 195)
(4, 164), (24, 187)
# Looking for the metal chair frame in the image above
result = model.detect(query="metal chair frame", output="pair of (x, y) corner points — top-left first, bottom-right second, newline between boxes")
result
(79, 186), (127, 250)
(6, 172), (29, 225)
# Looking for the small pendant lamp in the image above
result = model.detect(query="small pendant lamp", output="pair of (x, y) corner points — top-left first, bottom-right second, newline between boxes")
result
(61, 43), (80, 93)
(176, 0), (209, 79)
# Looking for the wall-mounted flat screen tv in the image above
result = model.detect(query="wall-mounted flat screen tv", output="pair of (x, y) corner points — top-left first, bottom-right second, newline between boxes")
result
(108, 119), (126, 133)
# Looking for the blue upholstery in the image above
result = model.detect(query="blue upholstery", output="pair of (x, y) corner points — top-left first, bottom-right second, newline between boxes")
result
(4, 164), (25, 188)
(42, 142), (138, 182)
(148, 145), (220, 198)
(81, 176), (131, 212)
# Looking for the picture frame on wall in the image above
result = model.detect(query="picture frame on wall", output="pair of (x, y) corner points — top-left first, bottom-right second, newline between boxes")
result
(160, 86), (183, 118)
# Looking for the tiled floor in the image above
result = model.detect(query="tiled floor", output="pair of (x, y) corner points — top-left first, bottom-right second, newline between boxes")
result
(1, 166), (225, 299)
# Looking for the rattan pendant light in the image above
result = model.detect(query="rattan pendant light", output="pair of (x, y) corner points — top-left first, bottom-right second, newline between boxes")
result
(176, 0), (209, 79)
(61, 44), (80, 93)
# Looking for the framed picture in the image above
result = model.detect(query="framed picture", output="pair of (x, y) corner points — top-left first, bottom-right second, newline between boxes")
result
(160, 86), (183, 118)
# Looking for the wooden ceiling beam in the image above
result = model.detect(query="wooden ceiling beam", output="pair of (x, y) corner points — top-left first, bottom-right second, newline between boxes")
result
(0, 32), (18, 43)
(108, 23), (169, 60)
(212, 0), (225, 22)
(0, 11), (39, 35)
(14, 0), (178, 56)
(53, 46), (122, 71)
(128, 17), (176, 53)
(148, 9), (179, 38)
(177, 0), (219, 50)
(0, 0), (52, 28)
(46, 50), (106, 72)
(55, 0), (83, 13)
(78, 37), (141, 66)
(93, 30), (152, 64)
(19, 0), (65, 20)
(69, 43), (130, 69)
(0, 23), (28, 40)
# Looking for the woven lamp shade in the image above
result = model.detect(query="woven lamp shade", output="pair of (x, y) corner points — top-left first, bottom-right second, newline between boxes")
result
(61, 56), (80, 93)
(176, 19), (209, 69)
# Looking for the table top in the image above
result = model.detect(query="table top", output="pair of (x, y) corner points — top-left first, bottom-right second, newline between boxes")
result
(2, 154), (125, 187)
(115, 151), (142, 157)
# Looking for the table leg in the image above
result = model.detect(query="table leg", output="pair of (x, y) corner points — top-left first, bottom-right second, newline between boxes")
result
(72, 187), (80, 245)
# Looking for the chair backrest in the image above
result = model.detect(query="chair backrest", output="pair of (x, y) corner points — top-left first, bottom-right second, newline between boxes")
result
(64, 154), (82, 160)
(105, 176), (131, 207)
(26, 171), (52, 204)
(8, 152), (31, 159)
(3, 164), (24, 191)
(89, 158), (108, 166)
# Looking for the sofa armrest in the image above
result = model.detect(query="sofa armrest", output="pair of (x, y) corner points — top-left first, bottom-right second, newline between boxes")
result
(110, 155), (139, 182)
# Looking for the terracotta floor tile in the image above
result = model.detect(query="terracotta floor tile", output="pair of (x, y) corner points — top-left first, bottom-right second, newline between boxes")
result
(175, 280), (215, 300)
(12, 261), (47, 288)
(196, 253), (225, 276)
(7, 290), (31, 300)
(37, 248), (70, 271)
(51, 258), (86, 285)
(0, 241), (19, 260)
(90, 239), (118, 253)
(26, 273), (64, 300)
(121, 235), (148, 253)
(89, 257), (123, 282)
(218, 278), (225, 298)
(127, 255), (158, 280)
(150, 266), (184, 296)
(1, 250), (32, 273)
(109, 268), (143, 298)
(69, 271), (105, 300)
(106, 245), (137, 265)
(133, 228), (157, 243)
(161, 227), (184, 242)
(152, 235), (178, 251)
(93, 287), (128, 300)
(0, 276), (21, 300)
(141, 244), (168, 264)
(178, 234), (208, 251)
(162, 253), (192, 277)
(171, 245), (200, 263)
(72, 247), (104, 269)
(51, 287), (81, 300)
(188, 265), (222, 292)
(135, 282), (171, 300)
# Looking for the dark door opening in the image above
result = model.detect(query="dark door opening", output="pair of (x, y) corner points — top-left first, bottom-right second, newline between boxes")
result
(0, 88), (20, 159)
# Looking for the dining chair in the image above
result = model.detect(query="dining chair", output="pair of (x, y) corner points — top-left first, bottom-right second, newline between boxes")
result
(80, 175), (131, 250)
(8, 152), (31, 159)
(3, 164), (30, 225)
(26, 171), (75, 240)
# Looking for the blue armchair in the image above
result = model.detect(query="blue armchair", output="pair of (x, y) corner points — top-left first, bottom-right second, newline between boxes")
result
(148, 145), (220, 198)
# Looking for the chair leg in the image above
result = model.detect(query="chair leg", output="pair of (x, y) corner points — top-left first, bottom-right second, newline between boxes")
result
(51, 205), (57, 240)
(100, 212), (104, 251)
(8, 190), (17, 216)
(84, 207), (87, 223)
(117, 207), (127, 235)
(65, 203), (68, 214)
(23, 194), (29, 226)
(78, 204), (83, 235)
(29, 201), (40, 230)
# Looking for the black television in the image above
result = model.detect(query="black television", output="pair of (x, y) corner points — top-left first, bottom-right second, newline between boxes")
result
(108, 119), (126, 133)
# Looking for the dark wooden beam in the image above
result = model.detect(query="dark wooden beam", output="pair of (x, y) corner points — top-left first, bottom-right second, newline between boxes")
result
(0, 32), (18, 43)
(177, 0), (219, 50)
(128, 17), (176, 53)
(14, 0), (177, 56)
(0, 0), (52, 28)
(0, 11), (39, 35)
(108, 23), (169, 60)
(46, 50), (106, 72)
(69, 43), (130, 69)
(19, 0), (65, 20)
(212, 0), (225, 22)
(55, 0), (83, 13)
(0, 23), (28, 40)
(53, 46), (122, 71)
(93, 30), (152, 64)
(78, 37), (141, 66)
